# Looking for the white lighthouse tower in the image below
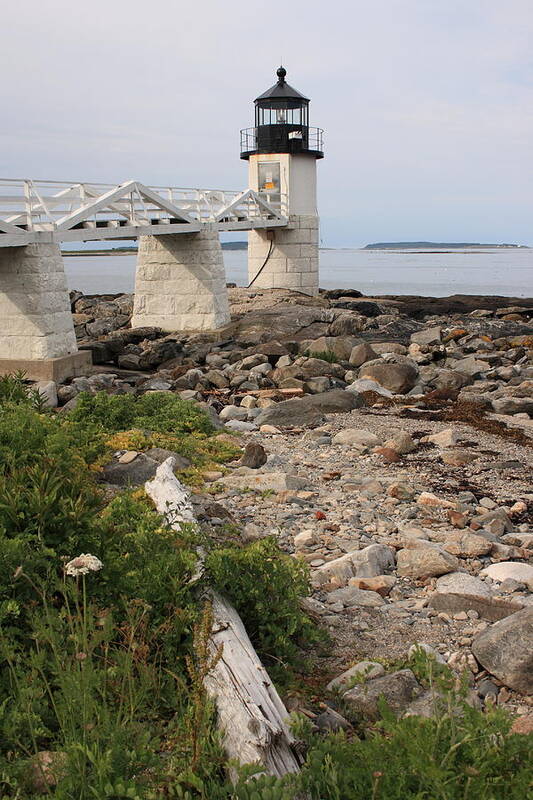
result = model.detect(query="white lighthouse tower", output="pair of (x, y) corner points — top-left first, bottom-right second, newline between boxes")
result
(240, 67), (324, 296)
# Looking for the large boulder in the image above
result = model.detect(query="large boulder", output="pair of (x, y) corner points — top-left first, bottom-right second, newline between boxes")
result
(491, 397), (533, 416)
(343, 670), (422, 720)
(472, 607), (533, 693)
(349, 342), (378, 367)
(429, 572), (524, 622)
(229, 304), (332, 346)
(255, 390), (362, 428)
(304, 336), (358, 361)
(328, 312), (366, 336)
(410, 327), (442, 346)
(271, 357), (345, 383)
(359, 358), (418, 394)
(480, 562), (533, 591)
(396, 544), (459, 579)
(332, 428), (381, 448)
(314, 544), (395, 586)
(102, 454), (159, 486)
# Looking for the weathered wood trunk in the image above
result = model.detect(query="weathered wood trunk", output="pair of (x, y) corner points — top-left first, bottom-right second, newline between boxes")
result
(145, 458), (302, 778)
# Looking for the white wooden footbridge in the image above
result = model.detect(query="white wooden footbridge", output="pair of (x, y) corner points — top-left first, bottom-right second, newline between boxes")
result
(0, 178), (288, 247)
(0, 66), (322, 382)
(0, 176), (292, 382)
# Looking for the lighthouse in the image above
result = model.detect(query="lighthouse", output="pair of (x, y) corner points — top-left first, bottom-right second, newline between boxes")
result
(241, 67), (324, 296)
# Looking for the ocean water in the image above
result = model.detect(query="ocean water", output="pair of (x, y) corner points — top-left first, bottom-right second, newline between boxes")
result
(63, 247), (532, 297)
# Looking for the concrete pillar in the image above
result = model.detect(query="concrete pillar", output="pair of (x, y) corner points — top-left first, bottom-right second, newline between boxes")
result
(248, 214), (319, 296)
(131, 231), (231, 332)
(0, 243), (91, 381)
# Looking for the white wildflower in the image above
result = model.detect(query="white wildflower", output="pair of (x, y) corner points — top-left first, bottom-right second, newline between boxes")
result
(64, 554), (103, 577)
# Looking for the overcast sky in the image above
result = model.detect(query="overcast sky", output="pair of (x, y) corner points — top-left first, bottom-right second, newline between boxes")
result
(1, 0), (532, 247)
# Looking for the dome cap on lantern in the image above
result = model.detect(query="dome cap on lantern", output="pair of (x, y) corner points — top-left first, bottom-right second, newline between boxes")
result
(255, 66), (309, 103)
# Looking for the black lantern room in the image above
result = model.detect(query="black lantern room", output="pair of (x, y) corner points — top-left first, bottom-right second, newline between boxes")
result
(240, 67), (324, 160)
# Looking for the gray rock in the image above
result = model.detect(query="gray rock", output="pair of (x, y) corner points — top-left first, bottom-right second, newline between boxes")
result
(314, 708), (352, 732)
(332, 428), (381, 448)
(326, 661), (385, 692)
(305, 335), (358, 361)
(144, 447), (191, 470)
(359, 360), (418, 394)
(314, 544), (395, 585)
(117, 353), (141, 370)
(86, 315), (130, 337)
(408, 642), (446, 664)
(411, 327), (442, 346)
(304, 376), (332, 394)
(372, 342), (408, 355)
(403, 688), (480, 718)
(383, 430), (417, 454)
(346, 378), (393, 397)
(204, 370), (230, 389)
(453, 356), (490, 378)
(219, 405), (248, 421)
(254, 397), (325, 428)
(397, 545), (459, 579)
(224, 420), (257, 432)
(472, 607), (533, 693)
(102, 454), (159, 487)
(429, 591), (523, 622)
(480, 562), (533, 591)
(432, 369), (472, 392)
(254, 389), (362, 429)
(343, 669), (422, 720)
(327, 586), (385, 608)
(327, 312), (366, 336)
(34, 380), (58, 408)
(304, 388), (363, 413)
(353, 543), (396, 577)
(196, 403), (225, 430)
(349, 342), (378, 367)
(219, 471), (307, 492)
(139, 378), (172, 392)
(435, 572), (492, 597)
(492, 397), (533, 416)
(239, 442), (267, 469)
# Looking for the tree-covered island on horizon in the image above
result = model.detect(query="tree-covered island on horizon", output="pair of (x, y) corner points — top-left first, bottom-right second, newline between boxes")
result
(364, 241), (528, 249)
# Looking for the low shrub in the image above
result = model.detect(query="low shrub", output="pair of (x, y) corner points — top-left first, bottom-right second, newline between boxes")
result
(0, 371), (48, 412)
(69, 391), (214, 437)
(0, 405), (105, 614)
(290, 703), (532, 799)
(205, 537), (318, 679)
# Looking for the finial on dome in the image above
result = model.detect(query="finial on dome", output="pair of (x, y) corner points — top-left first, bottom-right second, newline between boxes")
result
(276, 65), (287, 83)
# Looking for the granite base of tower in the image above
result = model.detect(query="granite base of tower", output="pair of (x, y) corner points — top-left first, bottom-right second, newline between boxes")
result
(247, 215), (319, 296)
(131, 232), (231, 332)
(0, 243), (89, 381)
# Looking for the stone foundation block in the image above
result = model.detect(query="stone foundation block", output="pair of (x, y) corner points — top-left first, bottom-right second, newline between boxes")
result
(0, 244), (79, 362)
(132, 232), (230, 332)
(248, 214), (319, 296)
(0, 351), (92, 382)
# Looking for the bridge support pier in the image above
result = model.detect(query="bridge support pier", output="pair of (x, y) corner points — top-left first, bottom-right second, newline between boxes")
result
(248, 215), (319, 296)
(0, 244), (91, 382)
(131, 231), (231, 332)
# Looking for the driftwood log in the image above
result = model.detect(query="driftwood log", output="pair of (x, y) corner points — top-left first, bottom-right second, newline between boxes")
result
(145, 458), (302, 777)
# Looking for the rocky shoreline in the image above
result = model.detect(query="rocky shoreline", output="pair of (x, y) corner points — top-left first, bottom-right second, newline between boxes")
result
(35, 286), (533, 726)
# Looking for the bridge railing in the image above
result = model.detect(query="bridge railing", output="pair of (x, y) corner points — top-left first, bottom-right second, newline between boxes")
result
(0, 179), (288, 243)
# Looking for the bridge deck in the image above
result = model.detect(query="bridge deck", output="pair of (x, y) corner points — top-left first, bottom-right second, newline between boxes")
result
(0, 179), (288, 247)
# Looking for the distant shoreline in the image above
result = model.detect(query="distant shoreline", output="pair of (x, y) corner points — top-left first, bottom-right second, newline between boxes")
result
(363, 241), (527, 250)
(63, 241), (529, 257)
